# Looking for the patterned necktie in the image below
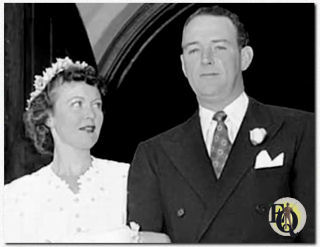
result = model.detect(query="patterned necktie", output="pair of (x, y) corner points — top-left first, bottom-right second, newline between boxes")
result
(210, 111), (232, 179)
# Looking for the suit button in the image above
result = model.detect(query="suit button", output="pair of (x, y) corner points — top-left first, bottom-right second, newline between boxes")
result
(177, 208), (185, 217)
(255, 204), (267, 215)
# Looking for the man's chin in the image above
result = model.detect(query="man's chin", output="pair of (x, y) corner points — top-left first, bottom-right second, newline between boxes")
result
(197, 89), (221, 99)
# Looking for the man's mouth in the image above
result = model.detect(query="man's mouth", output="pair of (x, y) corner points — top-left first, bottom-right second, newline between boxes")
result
(200, 72), (219, 77)
(79, 125), (96, 133)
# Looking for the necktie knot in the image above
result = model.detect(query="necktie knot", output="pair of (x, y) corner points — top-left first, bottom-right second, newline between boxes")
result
(213, 111), (227, 122)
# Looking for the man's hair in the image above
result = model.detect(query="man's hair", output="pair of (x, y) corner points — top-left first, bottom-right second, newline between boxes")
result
(183, 5), (250, 48)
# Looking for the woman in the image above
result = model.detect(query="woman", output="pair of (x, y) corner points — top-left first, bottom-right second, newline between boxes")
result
(4, 57), (170, 243)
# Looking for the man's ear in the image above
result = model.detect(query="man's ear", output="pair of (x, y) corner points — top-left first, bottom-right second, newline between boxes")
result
(240, 46), (254, 71)
(180, 54), (187, 78)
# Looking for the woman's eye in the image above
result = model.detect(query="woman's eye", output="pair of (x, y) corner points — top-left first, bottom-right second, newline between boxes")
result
(71, 101), (82, 108)
(93, 102), (102, 109)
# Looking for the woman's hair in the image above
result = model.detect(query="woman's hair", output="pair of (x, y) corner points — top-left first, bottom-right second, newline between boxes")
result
(23, 63), (106, 156)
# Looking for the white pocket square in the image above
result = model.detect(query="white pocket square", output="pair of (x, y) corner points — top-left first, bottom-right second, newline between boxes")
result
(254, 150), (284, 169)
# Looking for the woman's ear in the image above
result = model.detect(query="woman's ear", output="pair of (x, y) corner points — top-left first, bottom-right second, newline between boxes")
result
(240, 46), (254, 71)
(45, 111), (54, 129)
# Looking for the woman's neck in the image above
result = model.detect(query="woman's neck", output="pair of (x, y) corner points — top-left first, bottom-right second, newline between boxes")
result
(51, 144), (92, 178)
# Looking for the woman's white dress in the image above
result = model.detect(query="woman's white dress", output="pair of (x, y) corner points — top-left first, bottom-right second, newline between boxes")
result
(3, 157), (138, 243)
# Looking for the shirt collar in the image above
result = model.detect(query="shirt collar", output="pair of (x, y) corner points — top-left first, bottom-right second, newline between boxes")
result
(199, 92), (249, 143)
(224, 91), (249, 130)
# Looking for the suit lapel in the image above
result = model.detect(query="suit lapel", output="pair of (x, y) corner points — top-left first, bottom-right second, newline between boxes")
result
(195, 98), (284, 241)
(162, 112), (217, 205)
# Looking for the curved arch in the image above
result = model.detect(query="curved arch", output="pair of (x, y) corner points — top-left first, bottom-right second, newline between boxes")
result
(98, 3), (195, 91)
(92, 3), (144, 63)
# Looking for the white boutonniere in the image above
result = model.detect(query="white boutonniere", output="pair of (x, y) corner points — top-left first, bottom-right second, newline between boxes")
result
(249, 128), (267, 146)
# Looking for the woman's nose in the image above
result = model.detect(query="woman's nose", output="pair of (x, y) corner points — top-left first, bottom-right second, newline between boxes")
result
(84, 106), (95, 119)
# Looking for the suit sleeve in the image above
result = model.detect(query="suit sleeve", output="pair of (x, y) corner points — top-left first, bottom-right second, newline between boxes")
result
(291, 114), (315, 242)
(127, 142), (164, 232)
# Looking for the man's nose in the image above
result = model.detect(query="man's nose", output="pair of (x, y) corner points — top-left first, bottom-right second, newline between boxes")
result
(201, 47), (214, 65)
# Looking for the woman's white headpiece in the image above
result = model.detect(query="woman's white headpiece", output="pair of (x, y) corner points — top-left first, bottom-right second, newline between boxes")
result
(26, 57), (88, 110)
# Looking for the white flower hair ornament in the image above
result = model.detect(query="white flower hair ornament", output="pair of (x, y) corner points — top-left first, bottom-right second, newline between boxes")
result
(25, 57), (88, 111)
(249, 128), (267, 146)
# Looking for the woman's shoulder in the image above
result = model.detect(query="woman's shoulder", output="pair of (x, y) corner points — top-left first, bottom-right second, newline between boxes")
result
(92, 157), (130, 171)
(4, 165), (51, 197)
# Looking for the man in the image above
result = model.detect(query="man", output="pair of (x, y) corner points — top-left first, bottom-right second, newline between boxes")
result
(127, 6), (314, 243)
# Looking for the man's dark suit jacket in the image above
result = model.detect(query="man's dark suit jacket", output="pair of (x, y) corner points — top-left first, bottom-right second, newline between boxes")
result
(127, 97), (315, 243)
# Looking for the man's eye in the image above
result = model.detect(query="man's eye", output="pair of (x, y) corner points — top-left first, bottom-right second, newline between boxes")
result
(188, 48), (200, 54)
(216, 46), (227, 50)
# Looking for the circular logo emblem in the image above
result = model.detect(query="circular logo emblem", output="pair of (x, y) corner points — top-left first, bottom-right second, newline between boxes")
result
(268, 197), (307, 237)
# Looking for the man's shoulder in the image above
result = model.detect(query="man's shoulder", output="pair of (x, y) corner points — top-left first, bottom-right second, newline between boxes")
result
(141, 112), (198, 145)
(252, 98), (314, 121)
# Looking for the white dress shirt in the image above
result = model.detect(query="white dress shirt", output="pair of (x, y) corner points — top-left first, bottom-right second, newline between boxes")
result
(199, 92), (249, 155)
